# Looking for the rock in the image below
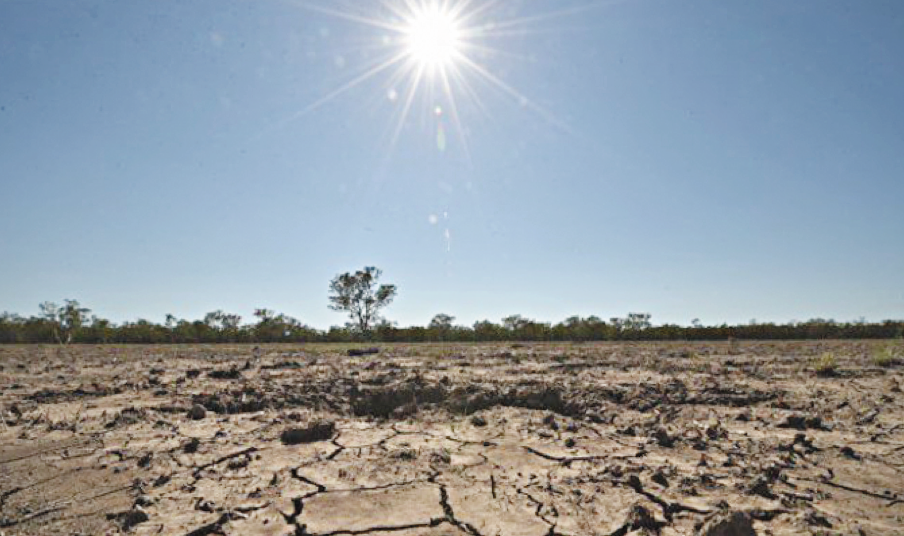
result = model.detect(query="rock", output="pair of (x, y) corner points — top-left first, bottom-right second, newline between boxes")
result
(188, 404), (206, 420)
(697, 510), (756, 536)
(280, 420), (336, 445)
(470, 415), (487, 427)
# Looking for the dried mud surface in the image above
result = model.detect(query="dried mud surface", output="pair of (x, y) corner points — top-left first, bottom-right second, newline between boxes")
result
(1, 341), (902, 536)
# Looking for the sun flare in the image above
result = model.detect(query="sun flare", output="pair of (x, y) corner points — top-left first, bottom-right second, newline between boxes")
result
(276, 0), (577, 153)
(403, 5), (462, 70)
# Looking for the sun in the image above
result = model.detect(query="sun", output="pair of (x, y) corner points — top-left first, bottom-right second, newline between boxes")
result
(402, 5), (463, 71)
(274, 0), (579, 152)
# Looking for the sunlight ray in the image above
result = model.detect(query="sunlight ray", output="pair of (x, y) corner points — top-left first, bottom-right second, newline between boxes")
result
(459, 42), (535, 63)
(389, 63), (426, 151)
(296, 52), (408, 116)
(288, 0), (404, 32)
(473, 1), (610, 33)
(439, 64), (473, 162)
(458, 54), (573, 134)
(254, 52), (408, 140)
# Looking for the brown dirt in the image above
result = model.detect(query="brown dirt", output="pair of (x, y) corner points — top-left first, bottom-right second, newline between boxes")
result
(1, 341), (902, 535)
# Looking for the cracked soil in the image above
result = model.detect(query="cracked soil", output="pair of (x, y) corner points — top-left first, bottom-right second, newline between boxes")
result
(1, 341), (902, 535)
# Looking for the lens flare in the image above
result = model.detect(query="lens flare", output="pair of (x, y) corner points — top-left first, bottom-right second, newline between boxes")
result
(265, 0), (590, 154)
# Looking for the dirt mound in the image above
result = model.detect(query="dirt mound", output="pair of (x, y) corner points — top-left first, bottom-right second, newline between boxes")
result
(280, 420), (336, 444)
(27, 385), (117, 404)
(348, 376), (776, 419)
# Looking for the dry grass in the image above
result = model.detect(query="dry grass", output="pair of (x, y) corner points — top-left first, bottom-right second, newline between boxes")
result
(813, 352), (839, 376)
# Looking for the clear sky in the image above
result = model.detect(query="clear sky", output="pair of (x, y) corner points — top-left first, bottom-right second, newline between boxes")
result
(1, 0), (902, 329)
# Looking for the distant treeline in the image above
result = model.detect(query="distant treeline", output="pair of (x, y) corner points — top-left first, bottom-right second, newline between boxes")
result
(1, 301), (902, 344)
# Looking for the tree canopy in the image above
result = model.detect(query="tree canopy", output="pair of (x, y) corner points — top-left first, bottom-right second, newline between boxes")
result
(328, 266), (398, 334)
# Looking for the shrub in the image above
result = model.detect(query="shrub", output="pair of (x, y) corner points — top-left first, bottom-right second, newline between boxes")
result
(813, 352), (838, 376)
(873, 346), (898, 367)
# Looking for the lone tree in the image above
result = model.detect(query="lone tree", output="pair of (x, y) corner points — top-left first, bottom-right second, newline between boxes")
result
(328, 266), (397, 335)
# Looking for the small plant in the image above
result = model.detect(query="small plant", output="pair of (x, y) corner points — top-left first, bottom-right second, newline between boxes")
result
(813, 352), (838, 376)
(872, 345), (898, 367)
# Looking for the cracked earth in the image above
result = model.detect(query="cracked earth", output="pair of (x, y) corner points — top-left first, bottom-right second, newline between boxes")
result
(1, 341), (902, 535)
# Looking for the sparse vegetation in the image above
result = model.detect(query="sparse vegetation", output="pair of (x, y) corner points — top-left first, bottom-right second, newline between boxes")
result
(873, 345), (899, 367)
(814, 352), (839, 376)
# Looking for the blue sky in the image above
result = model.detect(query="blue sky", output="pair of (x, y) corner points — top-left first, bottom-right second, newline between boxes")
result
(1, 0), (902, 329)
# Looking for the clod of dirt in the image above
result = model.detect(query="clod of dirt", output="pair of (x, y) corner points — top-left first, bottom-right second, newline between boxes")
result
(107, 508), (149, 532)
(208, 366), (242, 380)
(746, 475), (775, 499)
(227, 455), (250, 470)
(627, 503), (661, 532)
(802, 509), (833, 528)
(652, 469), (670, 488)
(348, 347), (380, 357)
(280, 420), (336, 445)
(188, 404), (207, 420)
(652, 427), (675, 448)
(137, 452), (153, 468)
(392, 448), (418, 461)
(840, 445), (860, 460)
(184, 437), (201, 453)
(697, 510), (756, 536)
(777, 414), (827, 431)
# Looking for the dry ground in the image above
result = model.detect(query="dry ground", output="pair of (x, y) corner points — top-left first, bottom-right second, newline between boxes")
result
(1, 341), (902, 536)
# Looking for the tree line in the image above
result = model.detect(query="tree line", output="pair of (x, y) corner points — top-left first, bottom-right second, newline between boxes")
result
(1, 301), (901, 344)
(3, 268), (901, 344)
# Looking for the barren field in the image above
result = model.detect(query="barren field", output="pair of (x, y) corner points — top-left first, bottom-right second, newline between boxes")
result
(1, 341), (902, 536)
